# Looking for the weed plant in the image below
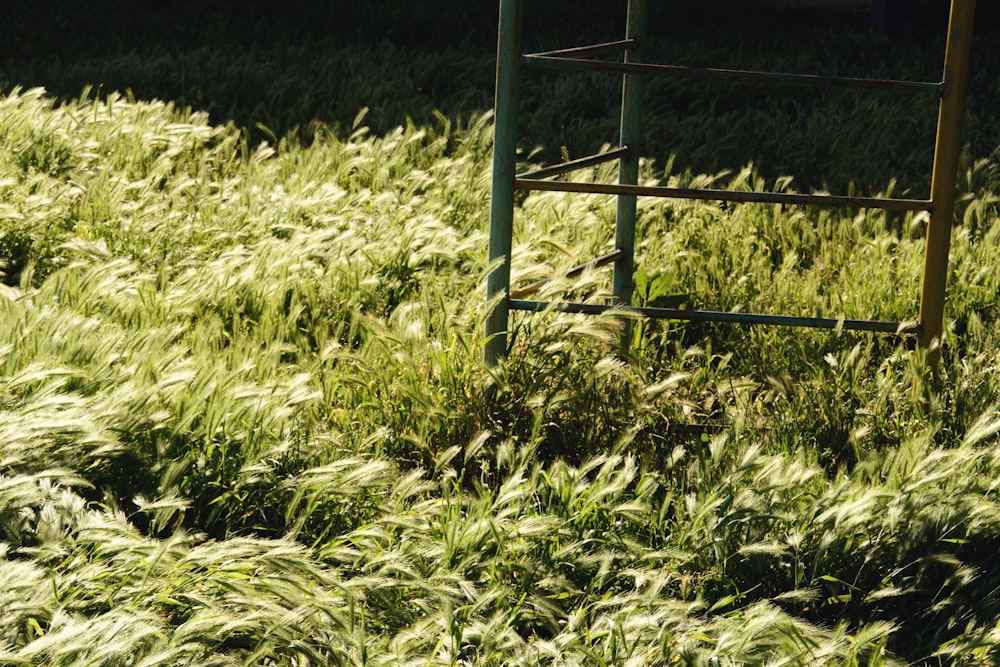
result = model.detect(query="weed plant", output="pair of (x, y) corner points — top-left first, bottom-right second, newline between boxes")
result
(1, 6), (1000, 665)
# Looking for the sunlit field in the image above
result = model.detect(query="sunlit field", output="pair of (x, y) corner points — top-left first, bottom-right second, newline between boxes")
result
(2, 2), (1000, 664)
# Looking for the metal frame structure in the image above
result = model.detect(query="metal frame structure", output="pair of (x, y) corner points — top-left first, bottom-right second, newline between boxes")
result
(485, 0), (976, 367)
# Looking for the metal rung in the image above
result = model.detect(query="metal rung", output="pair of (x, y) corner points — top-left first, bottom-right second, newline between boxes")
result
(522, 55), (943, 95)
(527, 39), (638, 59)
(509, 299), (920, 334)
(509, 249), (624, 299)
(517, 147), (631, 180)
(516, 178), (933, 211)
(485, 0), (976, 369)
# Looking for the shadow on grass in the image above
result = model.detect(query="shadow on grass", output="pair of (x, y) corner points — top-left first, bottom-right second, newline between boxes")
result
(3, 0), (997, 193)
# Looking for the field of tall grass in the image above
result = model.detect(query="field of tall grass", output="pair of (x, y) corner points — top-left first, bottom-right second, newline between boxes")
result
(2, 3), (1000, 664)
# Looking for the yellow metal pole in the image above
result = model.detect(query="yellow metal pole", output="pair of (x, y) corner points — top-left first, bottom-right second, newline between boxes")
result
(918, 0), (977, 369)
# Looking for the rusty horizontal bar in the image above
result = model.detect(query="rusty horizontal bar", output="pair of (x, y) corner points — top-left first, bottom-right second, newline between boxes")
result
(509, 249), (624, 299)
(509, 299), (920, 334)
(515, 178), (932, 211)
(522, 55), (943, 95)
(516, 146), (631, 180)
(527, 39), (638, 60)
(565, 248), (624, 277)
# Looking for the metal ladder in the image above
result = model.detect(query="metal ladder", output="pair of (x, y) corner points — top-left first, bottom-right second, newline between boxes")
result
(484, 0), (977, 367)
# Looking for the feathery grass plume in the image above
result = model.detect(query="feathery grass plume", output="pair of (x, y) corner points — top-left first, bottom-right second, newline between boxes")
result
(0, 24), (999, 661)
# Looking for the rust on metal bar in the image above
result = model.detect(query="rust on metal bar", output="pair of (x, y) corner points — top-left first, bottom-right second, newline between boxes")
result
(516, 146), (631, 180)
(515, 178), (932, 211)
(566, 249), (625, 277)
(509, 299), (919, 334)
(526, 39), (638, 60)
(523, 55), (943, 95)
(509, 249), (624, 298)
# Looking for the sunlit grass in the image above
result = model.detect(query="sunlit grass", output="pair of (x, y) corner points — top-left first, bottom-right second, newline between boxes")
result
(0, 14), (999, 661)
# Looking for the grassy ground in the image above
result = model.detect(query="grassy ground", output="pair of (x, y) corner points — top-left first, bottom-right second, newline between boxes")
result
(2, 3), (1000, 665)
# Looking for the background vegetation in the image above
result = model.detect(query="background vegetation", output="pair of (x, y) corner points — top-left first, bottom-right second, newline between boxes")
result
(1, 1), (1000, 664)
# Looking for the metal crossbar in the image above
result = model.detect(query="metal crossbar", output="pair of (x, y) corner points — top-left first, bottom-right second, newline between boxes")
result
(516, 147), (631, 180)
(528, 39), (638, 59)
(509, 249), (624, 299)
(509, 300), (918, 334)
(515, 177), (933, 212)
(522, 55), (944, 94)
(485, 0), (977, 370)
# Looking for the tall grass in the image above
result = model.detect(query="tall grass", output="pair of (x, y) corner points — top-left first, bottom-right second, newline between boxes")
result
(1, 9), (999, 663)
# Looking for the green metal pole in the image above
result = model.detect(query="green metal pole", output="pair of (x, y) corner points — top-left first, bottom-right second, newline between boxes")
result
(485, 0), (523, 366)
(613, 0), (647, 351)
(918, 0), (976, 369)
